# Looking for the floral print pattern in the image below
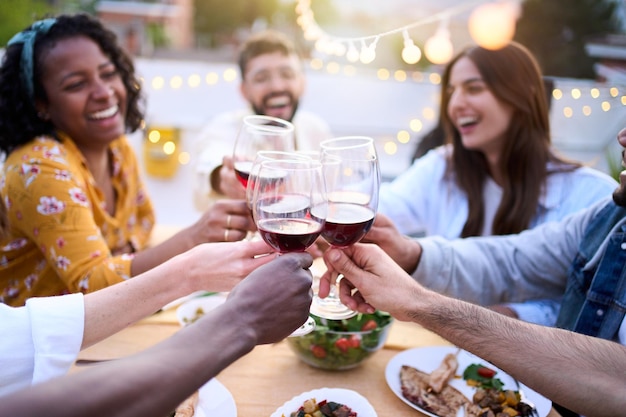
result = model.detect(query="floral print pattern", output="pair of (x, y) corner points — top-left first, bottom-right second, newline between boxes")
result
(0, 134), (155, 306)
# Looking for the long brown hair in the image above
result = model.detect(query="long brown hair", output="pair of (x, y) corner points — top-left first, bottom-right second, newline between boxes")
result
(439, 42), (579, 237)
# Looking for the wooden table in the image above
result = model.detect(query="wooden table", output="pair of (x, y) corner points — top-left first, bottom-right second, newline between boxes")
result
(72, 309), (561, 417)
(78, 226), (559, 416)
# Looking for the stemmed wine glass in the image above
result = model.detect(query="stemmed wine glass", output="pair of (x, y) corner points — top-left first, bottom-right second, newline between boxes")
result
(250, 159), (328, 336)
(232, 115), (295, 190)
(309, 136), (380, 320)
(245, 151), (313, 210)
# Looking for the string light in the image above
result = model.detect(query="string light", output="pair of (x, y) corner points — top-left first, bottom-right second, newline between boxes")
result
(468, 1), (520, 50)
(138, 65), (625, 159)
(360, 38), (378, 64)
(295, 0), (520, 65)
(424, 18), (454, 65)
(401, 30), (422, 65)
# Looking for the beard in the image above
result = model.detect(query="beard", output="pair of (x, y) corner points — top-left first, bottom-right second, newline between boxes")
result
(252, 92), (299, 122)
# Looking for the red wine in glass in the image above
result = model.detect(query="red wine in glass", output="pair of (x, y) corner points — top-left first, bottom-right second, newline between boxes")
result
(257, 218), (323, 253)
(310, 136), (380, 320)
(321, 203), (375, 247)
(232, 115), (295, 190)
(234, 160), (253, 188)
(251, 159), (327, 336)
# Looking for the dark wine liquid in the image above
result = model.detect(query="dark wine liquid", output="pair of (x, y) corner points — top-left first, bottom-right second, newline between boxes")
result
(258, 218), (322, 253)
(320, 203), (375, 247)
(234, 161), (252, 188)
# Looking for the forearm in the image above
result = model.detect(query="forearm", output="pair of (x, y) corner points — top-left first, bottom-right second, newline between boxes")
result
(130, 227), (198, 276)
(413, 291), (626, 417)
(83, 251), (193, 348)
(2, 304), (256, 417)
(414, 225), (575, 305)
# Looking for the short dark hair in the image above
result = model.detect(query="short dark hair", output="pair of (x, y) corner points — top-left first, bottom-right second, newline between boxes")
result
(237, 30), (299, 79)
(0, 13), (145, 158)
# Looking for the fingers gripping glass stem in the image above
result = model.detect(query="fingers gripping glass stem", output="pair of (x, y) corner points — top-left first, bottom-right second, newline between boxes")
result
(310, 273), (357, 319)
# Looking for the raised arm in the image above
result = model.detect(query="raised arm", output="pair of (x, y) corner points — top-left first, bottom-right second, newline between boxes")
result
(1, 252), (313, 417)
(83, 240), (275, 348)
(322, 244), (626, 417)
(129, 199), (257, 276)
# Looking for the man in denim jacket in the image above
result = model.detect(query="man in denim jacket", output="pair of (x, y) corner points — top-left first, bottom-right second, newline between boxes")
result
(318, 128), (626, 416)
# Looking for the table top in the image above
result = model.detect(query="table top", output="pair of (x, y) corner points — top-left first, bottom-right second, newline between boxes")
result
(72, 307), (561, 417)
(78, 226), (560, 416)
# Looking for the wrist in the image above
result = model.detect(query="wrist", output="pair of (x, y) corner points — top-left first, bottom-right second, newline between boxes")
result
(400, 238), (421, 273)
(210, 165), (223, 194)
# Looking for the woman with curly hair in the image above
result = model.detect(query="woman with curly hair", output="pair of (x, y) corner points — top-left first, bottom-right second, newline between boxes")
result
(0, 14), (258, 306)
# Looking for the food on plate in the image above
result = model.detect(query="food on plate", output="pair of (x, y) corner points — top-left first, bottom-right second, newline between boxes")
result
(463, 364), (535, 417)
(284, 397), (357, 417)
(400, 365), (470, 417)
(182, 307), (206, 325)
(462, 363), (504, 390)
(172, 390), (199, 417)
(465, 388), (535, 417)
(427, 351), (459, 393)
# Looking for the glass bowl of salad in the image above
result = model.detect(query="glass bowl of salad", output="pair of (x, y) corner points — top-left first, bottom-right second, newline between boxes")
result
(286, 311), (393, 371)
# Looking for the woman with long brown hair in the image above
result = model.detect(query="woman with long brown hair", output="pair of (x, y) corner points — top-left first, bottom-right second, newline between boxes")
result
(377, 42), (616, 325)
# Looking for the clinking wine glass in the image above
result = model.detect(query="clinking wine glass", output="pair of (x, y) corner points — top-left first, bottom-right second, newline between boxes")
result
(232, 115), (295, 190)
(245, 151), (313, 211)
(310, 136), (380, 320)
(250, 159), (328, 336)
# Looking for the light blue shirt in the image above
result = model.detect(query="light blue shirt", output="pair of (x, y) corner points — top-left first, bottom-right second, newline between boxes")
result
(414, 198), (625, 346)
(379, 145), (617, 238)
(379, 145), (618, 325)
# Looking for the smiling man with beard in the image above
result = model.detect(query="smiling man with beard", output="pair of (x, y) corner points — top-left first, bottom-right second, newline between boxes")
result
(193, 30), (332, 210)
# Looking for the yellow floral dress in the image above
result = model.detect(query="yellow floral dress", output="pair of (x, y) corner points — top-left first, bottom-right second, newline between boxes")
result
(0, 133), (155, 306)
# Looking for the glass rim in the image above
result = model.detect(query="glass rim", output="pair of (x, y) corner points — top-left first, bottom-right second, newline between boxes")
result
(242, 115), (295, 133)
(259, 159), (322, 170)
(320, 136), (374, 150)
(255, 150), (312, 161)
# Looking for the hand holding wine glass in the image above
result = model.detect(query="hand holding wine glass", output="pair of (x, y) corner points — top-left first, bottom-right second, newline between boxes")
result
(251, 158), (328, 335)
(311, 136), (380, 320)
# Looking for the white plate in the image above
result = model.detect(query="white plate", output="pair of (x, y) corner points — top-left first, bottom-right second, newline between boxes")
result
(385, 346), (552, 417)
(162, 290), (211, 311)
(194, 378), (236, 417)
(176, 294), (228, 326)
(270, 387), (377, 417)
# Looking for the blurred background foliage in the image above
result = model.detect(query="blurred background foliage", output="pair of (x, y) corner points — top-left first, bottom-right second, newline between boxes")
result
(514, 0), (622, 78)
(0, 0), (623, 79)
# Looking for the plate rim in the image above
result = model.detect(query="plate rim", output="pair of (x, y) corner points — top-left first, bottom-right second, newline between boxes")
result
(384, 345), (551, 417)
(270, 387), (377, 417)
(195, 378), (237, 417)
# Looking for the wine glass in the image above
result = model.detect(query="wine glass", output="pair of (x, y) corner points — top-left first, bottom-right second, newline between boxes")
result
(310, 136), (380, 320)
(232, 115), (295, 190)
(250, 159), (328, 336)
(245, 151), (313, 210)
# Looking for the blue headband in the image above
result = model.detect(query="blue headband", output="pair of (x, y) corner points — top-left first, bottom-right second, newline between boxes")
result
(7, 18), (57, 102)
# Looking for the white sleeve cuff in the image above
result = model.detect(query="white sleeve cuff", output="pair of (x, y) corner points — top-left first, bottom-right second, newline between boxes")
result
(28, 293), (85, 385)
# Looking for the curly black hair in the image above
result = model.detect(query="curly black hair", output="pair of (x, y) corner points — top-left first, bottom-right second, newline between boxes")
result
(0, 13), (145, 158)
